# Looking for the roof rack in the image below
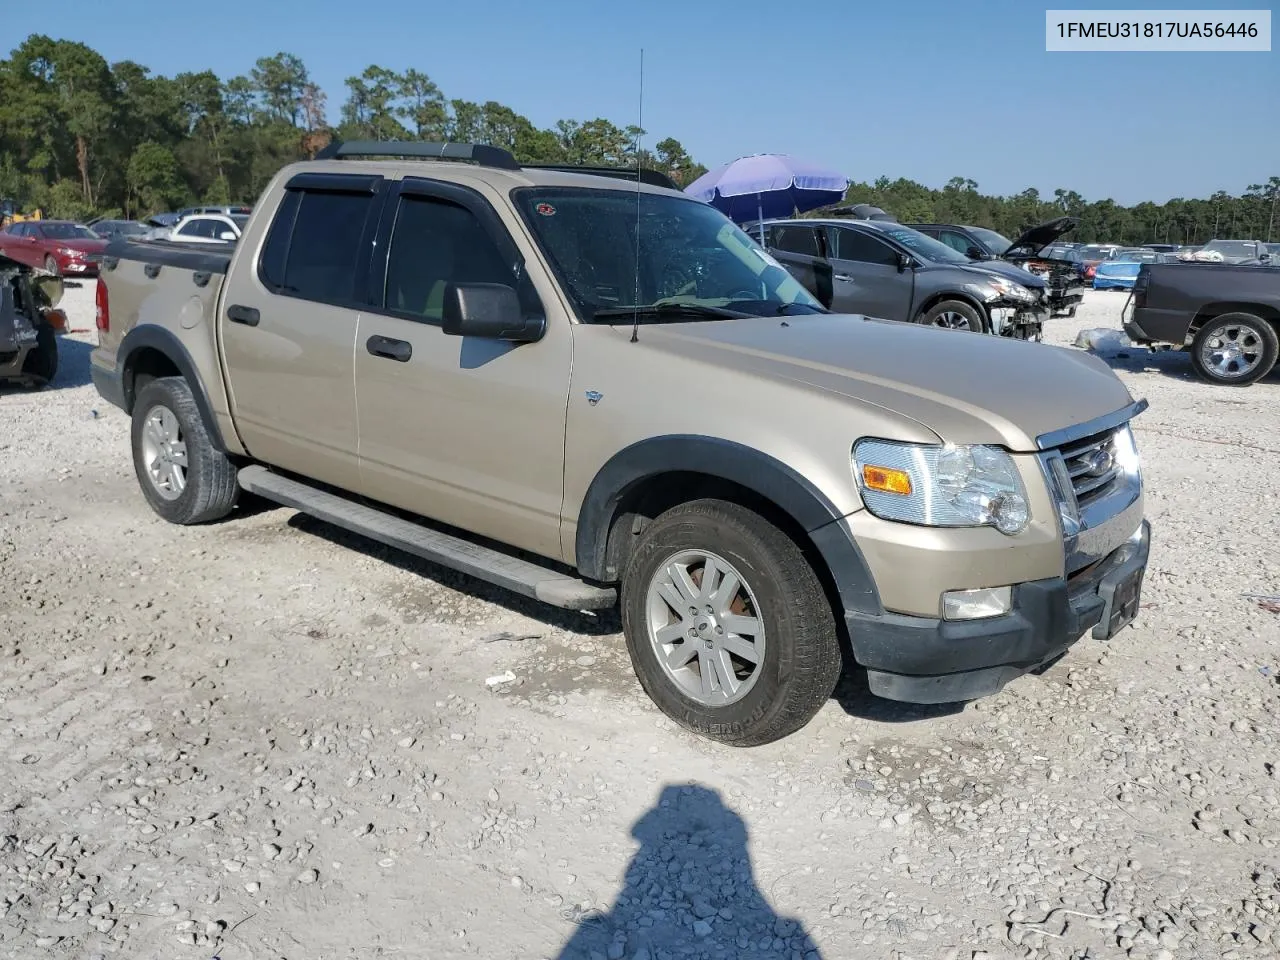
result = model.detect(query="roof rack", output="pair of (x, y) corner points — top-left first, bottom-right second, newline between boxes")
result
(522, 164), (679, 190)
(314, 140), (520, 170)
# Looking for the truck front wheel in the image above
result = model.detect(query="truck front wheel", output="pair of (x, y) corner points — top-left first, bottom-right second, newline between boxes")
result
(130, 377), (239, 524)
(1190, 313), (1279, 386)
(620, 499), (841, 746)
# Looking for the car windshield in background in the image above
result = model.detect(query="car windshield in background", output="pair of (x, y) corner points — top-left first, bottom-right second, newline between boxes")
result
(969, 226), (1012, 256)
(879, 226), (971, 264)
(513, 189), (823, 321)
(1078, 245), (1116, 260)
(41, 223), (98, 240)
(1115, 249), (1160, 262)
(1202, 240), (1256, 259)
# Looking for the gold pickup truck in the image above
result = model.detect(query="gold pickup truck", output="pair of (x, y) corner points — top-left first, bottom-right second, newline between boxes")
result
(89, 141), (1151, 746)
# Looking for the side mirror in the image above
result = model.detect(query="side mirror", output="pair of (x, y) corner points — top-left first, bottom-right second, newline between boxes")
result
(219, 231), (237, 241)
(442, 282), (545, 342)
(965, 245), (985, 260)
(896, 253), (912, 272)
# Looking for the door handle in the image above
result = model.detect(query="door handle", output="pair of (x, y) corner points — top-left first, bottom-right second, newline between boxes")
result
(833, 273), (855, 282)
(366, 335), (412, 362)
(226, 304), (260, 326)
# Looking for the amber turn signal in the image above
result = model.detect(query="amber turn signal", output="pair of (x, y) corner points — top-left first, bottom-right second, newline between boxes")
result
(44, 308), (67, 331)
(861, 464), (912, 496)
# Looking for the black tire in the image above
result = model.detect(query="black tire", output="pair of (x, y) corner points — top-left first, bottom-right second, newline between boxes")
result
(131, 377), (239, 524)
(42, 255), (59, 277)
(917, 299), (987, 333)
(20, 322), (57, 384)
(620, 499), (841, 747)
(1189, 313), (1279, 387)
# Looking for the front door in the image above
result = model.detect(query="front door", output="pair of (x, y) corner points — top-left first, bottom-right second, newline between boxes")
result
(218, 173), (386, 491)
(353, 177), (572, 561)
(826, 226), (914, 322)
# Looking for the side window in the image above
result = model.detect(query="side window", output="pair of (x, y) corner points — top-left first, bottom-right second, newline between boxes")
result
(833, 228), (898, 265)
(383, 194), (522, 322)
(259, 189), (374, 305)
(10, 223), (26, 237)
(772, 225), (822, 257)
(939, 230), (973, 254)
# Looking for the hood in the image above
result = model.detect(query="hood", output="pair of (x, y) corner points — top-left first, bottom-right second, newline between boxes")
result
(633, 313), (1136, 451)
(1004, 216), (1078, 256)
(961, 259), (1047, 288)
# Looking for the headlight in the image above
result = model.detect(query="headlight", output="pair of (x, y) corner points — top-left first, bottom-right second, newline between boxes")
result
(984, 276), (1035, 301)
(56, 247), (79, 257)
(853, 439), (1031, 536)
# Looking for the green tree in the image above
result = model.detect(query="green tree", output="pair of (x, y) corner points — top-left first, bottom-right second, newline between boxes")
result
(127, 141), (182, 216)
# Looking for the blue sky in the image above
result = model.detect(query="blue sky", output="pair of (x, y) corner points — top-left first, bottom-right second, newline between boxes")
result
(10, 0), (1278, 205)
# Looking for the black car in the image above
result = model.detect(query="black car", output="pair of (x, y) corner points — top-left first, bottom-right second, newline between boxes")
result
(906, 218), (1087, 318)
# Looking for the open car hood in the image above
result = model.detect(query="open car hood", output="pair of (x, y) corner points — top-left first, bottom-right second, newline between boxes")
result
(1004, 216), (1079, 257)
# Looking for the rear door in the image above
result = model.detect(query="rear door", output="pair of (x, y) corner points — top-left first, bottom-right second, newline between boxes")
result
(826, 226), (914, 321)
(763, 223), (833, 307)
(218, 172), (385, 492)
(353, 177), (572, 560)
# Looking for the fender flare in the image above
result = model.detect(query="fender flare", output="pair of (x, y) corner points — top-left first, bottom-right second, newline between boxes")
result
(117, 324), (226, 452)
(574, 435), (881, 616)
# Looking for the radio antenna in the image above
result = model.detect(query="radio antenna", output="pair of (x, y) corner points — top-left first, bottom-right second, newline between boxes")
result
(630, 48), (644, 344)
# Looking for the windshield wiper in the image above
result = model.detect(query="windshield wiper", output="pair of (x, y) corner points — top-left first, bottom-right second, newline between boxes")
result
(590, 303), (749, 323)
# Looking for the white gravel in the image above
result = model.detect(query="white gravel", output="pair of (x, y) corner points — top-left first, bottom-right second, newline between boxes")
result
(1, 284), (1278, 960)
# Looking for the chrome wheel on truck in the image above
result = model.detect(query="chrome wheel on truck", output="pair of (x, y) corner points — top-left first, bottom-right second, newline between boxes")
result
(139, 404), (188, 500)
(621, 499), (841, 747)
(1190, 313), (1279, 387)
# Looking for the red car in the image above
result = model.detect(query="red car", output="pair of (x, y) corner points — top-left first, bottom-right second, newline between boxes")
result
(0, 220), (109, 277)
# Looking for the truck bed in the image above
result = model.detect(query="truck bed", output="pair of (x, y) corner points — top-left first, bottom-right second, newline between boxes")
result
(104, 237), (234, 275)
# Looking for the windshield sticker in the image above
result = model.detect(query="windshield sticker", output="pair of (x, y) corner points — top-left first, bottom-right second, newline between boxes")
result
(535, 203), (556, 217)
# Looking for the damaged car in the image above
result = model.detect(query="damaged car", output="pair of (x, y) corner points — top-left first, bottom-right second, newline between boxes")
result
(0, 253), (66, 387)
(907, 217), (1087, 318)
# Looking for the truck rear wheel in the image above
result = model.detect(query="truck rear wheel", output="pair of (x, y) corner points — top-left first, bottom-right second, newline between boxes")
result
(620, 499), (841, 746)
(1190, 313), (1278, 386)
(918, 299), (987, 333)
(131, 377), (239, 524)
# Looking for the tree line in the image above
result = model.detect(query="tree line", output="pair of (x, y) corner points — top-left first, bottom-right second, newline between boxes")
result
(832, 175), (1280, 246)
(0, 36), (708, 221)
(1, 33), (1275, 245)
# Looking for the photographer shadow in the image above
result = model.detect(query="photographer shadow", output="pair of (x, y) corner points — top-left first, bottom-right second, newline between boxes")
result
(555, 784), (823, 960)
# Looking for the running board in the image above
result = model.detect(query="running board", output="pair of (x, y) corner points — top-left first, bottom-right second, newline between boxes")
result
(237, 465), (617, 611)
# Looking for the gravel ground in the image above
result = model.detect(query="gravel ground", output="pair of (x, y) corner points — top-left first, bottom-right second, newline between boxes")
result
(1, 284), (1278, 960)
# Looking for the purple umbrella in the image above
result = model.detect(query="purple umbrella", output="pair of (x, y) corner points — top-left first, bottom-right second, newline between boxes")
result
(685, 154), (850, 242)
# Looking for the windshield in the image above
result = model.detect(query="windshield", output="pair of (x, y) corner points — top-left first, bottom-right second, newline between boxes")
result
(969, 226), (1012, 256)
(1078, 245), (1116, 261)
(231, 214), (249, 231)
(514, 188), (822, 320)
(1202, 240), (1256, 258)
(41, 223), (98, 240)
(878, 226), (972, 264)
(1115, 248), (1159, 262)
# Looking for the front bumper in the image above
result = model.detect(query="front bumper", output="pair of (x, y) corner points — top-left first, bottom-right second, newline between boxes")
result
(849, 519), (1150, 704)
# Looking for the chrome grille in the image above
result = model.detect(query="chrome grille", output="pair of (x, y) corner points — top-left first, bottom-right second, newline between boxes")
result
(1057, 428), (1120, 504)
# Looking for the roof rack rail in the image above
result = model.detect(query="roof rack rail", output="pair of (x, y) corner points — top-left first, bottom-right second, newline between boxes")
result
(314, 139), (520, 170)
(522, 164), (679, 191)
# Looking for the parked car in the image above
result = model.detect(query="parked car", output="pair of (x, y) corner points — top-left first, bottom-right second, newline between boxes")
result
(1093, 248), (1171, 290)
(904, 218), (1086, 318)
(91, 219), (149, 241)
(1196, 239), (1271, 264)
(759, 217), (1049, 338)
(165, 213), (248, 244)
(1124, 260), (1280, 385)
(0, 252), (65, 386)
(177, 205), (253, 219)
(0, 220), (108, 277)
(89, 139), (1150, 746)
(1075, 244), (1121, 282)
(1142, 243), (1180, 253)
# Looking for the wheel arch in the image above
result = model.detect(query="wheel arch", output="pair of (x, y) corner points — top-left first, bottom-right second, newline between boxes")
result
(1188, 302), (1280, 341)
(574, 436), (882, 617)
(914, 291), (989, 330)
(118, 325), (226, 452)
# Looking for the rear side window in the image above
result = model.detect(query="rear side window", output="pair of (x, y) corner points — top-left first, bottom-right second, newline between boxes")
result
(259, 188), (375, 304)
